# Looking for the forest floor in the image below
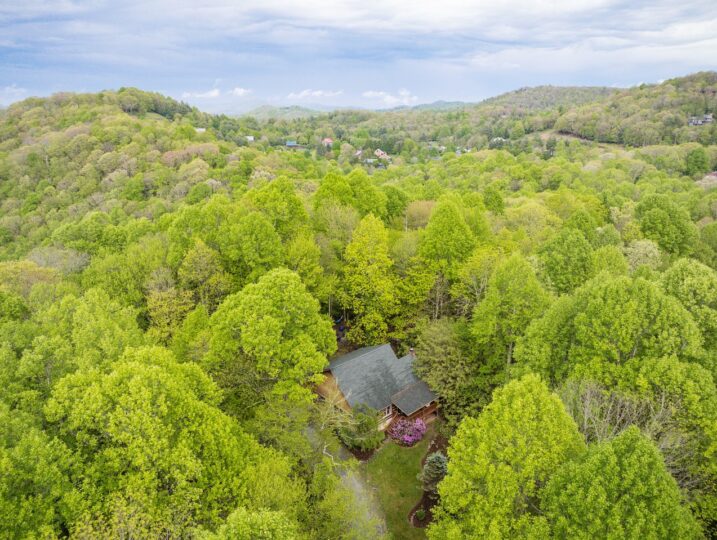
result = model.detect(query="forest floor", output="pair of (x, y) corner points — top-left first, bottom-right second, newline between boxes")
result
(360, 425), (437, 540)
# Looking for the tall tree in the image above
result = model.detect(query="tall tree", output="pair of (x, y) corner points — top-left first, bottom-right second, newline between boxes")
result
(208, 268), (336, 412)
(538, 228), (594, 294)
(472, 253), (551, 392)
(636, 194), (698, 256)
(419, 200), (475, 279)
(429, 375), (585, 539)
(217, 212), (284, 284)
(543, 427), (700, 539)
(339, 215), (398, 345)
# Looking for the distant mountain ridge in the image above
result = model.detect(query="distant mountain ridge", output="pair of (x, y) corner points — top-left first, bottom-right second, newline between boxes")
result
(241, 105), (326, 120)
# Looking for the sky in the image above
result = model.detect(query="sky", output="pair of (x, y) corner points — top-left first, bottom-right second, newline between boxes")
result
(1, 1), (716, 113)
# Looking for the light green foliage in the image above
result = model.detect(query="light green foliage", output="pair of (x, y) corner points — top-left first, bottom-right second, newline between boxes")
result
(208, 268), (335, 402)
(340, 215), (398, 345)
(171, 304), (211, 363)
(564, 208), (598, 245)
(306, 460), (384, 540)
(661, 258), (717, 352)
(0, 81), (715, 539)
(451, 246), (502, 315)
(623, 239), (663, 273)
(347, 168), (388, 218)
(0, 405), (77, 539)
(539, 228), (594, 294)
(45, 346), (303, 535)
(482, 185), (504, 215)
(592, 245), (629, 276)
(472, 254), (551, 391)
(517, 276), (703, 385)
(218, 212), (284, 284)
(429, 375), (585, 539)
(636, 194), (698, 256)
(178, 239), (232, 311)
(285, 232), (328, 300)
(419, 200), (476, 278)
(685, 146), (710, 177)
(313, 171), (355, 209)
(198, 507), (300, 540)
(146, 286), (195, 344)
(543, 427), (700, 539)
(244, 176), (308, 239)
(81, 233), (169, 310)
(59, 288), (144, 370)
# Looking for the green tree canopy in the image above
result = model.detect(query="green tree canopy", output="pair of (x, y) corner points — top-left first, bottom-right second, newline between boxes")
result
(543, 427), (700, 539)
(339, 214), (398, 345)
(538, 228), (594, 294)
(419, 200), (475, 278)
(429, 375), (585, 539)
(517, 276), (703, 385)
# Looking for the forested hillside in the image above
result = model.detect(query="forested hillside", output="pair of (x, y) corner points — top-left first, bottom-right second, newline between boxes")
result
(1, 78), (717, 538)
(555, 72), (717, 146)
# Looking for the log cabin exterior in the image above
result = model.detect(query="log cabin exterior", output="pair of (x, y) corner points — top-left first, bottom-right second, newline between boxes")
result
(316, 344), (438, 430)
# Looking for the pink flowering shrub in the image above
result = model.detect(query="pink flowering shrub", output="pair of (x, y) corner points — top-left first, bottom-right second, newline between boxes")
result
(389, 418), (427, 446)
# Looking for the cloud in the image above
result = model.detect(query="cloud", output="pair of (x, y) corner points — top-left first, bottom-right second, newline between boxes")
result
(0, 84), (27, 105)
(181, 88), (221, 98)
(287, 89), (343, 99)
(363, 89), (418, 107)
(1, 0), (716, 109)
(230, 87), (252, 97)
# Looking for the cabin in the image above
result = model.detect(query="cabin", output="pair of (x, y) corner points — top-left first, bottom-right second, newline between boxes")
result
(286, 140), (305, 149)
(322, 137), (334, 147)
(316, 344), (438, 430)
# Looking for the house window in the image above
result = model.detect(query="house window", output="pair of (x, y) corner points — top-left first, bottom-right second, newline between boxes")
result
(381, 406), (393, 420)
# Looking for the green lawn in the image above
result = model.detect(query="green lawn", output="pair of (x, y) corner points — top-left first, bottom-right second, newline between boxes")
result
(361, 426), (435, 540)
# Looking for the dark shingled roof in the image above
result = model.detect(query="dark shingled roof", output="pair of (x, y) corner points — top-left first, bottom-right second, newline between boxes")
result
(328, 344), (436, 413)
(391, 381), (437, 415)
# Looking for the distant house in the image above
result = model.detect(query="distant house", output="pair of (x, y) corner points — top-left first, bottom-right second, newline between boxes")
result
(245, 135), (255, 142)
(316, 344), (438, 430)
(286, 140), (305, 149)
(374, 148), (390, 160)
(688, 114), (713, 126)
(322, 137), (334, 147)
(354, 149), (363, 159)
(194, 127), (207, 133)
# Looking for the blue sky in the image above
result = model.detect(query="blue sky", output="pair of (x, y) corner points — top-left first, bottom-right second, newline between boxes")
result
(1, 1), (716, 113)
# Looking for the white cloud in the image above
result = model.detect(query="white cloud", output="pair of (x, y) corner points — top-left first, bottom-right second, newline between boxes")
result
(181, 88), (220, 98)
(0, 84), (27, 105)
(287, 88), (343, 99)
(230, 87), (252, 97)
(362, 89), (418, 107)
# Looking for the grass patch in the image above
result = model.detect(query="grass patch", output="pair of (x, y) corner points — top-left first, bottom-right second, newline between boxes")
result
(361, 426), (435, 540)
